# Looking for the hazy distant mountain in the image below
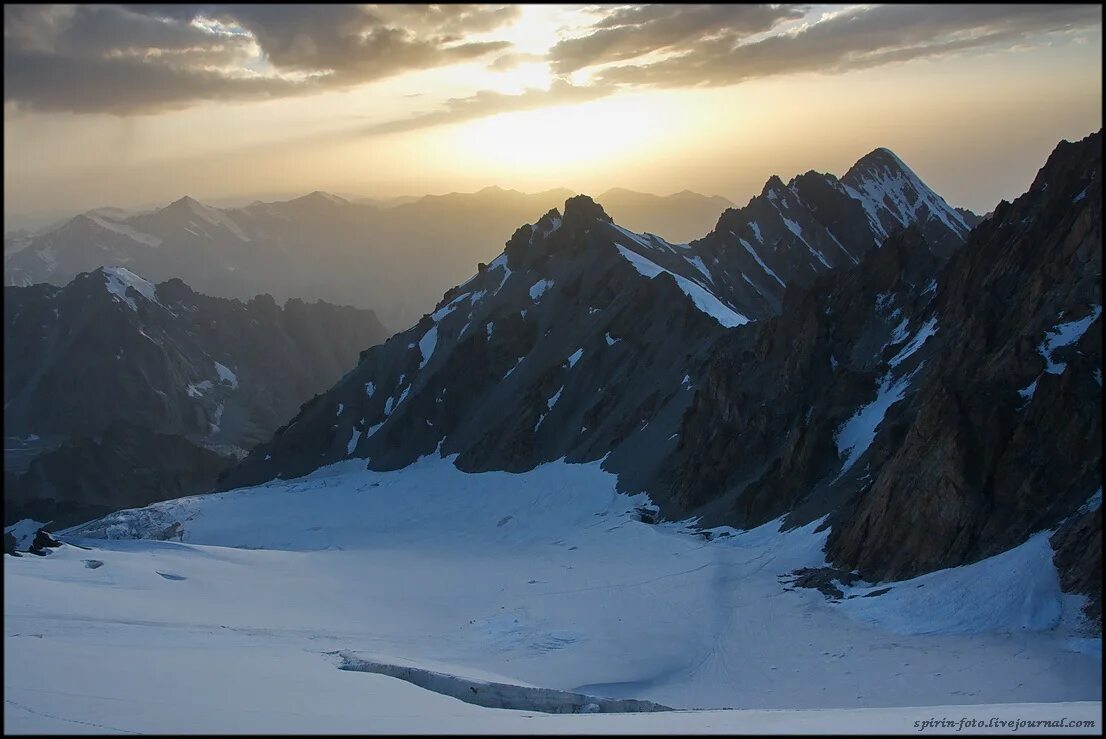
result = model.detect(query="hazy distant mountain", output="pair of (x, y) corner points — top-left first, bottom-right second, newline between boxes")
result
(3, 187), (580, 329)
(3, 229), (33, 256)
(4, 267), (388, 527)
(597, 188), (734, 243)
(353, 195), (424, 208)
(5, 186), (747, 329)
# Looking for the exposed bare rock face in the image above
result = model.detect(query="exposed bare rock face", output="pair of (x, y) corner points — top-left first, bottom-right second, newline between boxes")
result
(657, 226), (946, 526)
(220, 196), (737, 490)
(208, 136), (1098, 625)
(825, 131), (1101, 582)
(4, 270), (388, 528)
(1051, 506), (1102, 627)
(221, 147), (975, 494)
(663, 131), (1101, 620)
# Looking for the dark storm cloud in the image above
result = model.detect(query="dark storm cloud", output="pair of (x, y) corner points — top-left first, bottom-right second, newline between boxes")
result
(3, 4), (517, 114)
(582, 4), (1103, 88)
(548, 4), (808, 75)
(5, 4), (1099, 119)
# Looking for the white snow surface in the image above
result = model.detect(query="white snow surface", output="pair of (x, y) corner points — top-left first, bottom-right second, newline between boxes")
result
(102, 267), (159, 311)
(4, 519), (47, 551)
(214, 361), (238, 388)
(888, 318), (910, 346)
(346, 429), (362, 456)
(529, 279), (553, 301)
(685, 255), (712, 283)
(780, 214), (831, 268)
(185, 380), (213, 398)
(737, 236), (786, 288)
(843, 151), (970, 239)
(835, 370), (916, 476)
(3, 456), (1098, 732)
(431, 292), (471, 322)
(566, 348), (583, 368)
(488, 253), (513, 294)
(616, 245), (748, 328)
(838, 532), (1071, 636)
(1038, 307), (1101, 375)
(888, 317), (938, 367)
(419, 326), (438, 370)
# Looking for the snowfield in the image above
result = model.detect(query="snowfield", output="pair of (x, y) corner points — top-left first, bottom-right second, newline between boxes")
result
(4, 455), (1101, 733)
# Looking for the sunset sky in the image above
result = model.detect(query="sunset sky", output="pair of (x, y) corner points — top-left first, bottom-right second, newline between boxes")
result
(3, 4), (1102, 224)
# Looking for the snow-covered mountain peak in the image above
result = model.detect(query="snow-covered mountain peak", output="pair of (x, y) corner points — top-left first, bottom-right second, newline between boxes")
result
(291, 190), (349, 207)
(97, 266), (160, 311)
(841, 147), (971, 243)
(161, 195), (226, 221)
(848, 146), (911, 173)
(150, 195), (250, 241)
(220, 193), (756, 489)
(166, 195), (205, 212)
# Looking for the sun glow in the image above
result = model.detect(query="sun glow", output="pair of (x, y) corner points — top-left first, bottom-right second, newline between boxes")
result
(450, 93), (680, 173)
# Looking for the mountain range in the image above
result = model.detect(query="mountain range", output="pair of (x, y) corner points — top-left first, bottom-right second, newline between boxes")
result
(213, 134), (1100, 623)
(6, 136), (1099, 624)
(4, 187), (734, 331)
(5, 133), (1100, 731)
(4, 267), (387, 527)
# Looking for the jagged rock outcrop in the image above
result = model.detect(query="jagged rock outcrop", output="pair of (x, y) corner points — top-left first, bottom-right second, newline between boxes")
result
(219, 146), (975, 494)
(220, 196), (737, 490)
(5, 187), (748, 329)
(650, 130), (1102, 622)
(662, 131), (1101, 617)
(28, 528), (62, 556)
(1052, 506), (1102, 627)
(5, 268), (387, 448)
(685, 147), (975, 318)
(657, 226), (945, 525)
(825, 131), (1101, 581)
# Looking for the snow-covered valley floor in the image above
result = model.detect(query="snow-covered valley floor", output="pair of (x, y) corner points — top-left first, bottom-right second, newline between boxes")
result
(4, 456), (1101, 733)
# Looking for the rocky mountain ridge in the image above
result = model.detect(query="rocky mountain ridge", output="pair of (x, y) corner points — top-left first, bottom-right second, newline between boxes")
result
(4, 187), (736, 329)
(4, 267), (388, 527)
(218, 146), (978, 493)
(216, 134), (1100, 624)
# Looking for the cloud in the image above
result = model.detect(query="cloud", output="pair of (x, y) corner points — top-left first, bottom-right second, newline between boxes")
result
(359, 79), (615, 136)
(3, 4), (518, 114)
(487, 52), (547, 72)
(6, 3), (1099, 123)
(549, 4), (807, 75)
(581, 4), (1103, 88)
